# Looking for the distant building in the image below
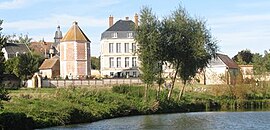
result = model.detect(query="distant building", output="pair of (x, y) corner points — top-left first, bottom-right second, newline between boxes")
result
(39, 56), (60, 79)
(100, 14), (139, 78)
(54, 25), (63, 47)
(1, 43), (30, 60)
(60, 22), (91, 79)
(197, 53), (240, 85)
(239, 65), (254, 80)
(29, 40), (54, 58)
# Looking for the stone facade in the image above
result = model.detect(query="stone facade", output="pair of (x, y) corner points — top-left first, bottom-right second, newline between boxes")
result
(60, 22), (91, 79)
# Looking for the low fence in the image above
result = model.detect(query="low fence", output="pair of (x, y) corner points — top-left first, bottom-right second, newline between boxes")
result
(41, 78), (143, 88)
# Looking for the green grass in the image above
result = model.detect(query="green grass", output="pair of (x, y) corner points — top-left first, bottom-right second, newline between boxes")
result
(1, 83), (270, 129)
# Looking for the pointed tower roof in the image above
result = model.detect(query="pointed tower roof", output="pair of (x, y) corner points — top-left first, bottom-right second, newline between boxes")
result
(61, 21), (91, 42)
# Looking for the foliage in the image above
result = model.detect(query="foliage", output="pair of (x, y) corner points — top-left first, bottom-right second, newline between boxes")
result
(0, 112), (34, 130)
(91, 56), (100, 70)
(1, 85), (270, 129)
(232, 49), (253, 65)
(159, 5), (218, 100)
(0, 20), (5, 82)
(0, 20), (10, 110)
(4, 53), (44, 81)
(252, 51), (270, 75)
(6, 33), (32, 44)
(135, 6), (161, 100)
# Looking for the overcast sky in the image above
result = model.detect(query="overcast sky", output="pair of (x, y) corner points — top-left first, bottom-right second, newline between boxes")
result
(1, 0), (270, 57)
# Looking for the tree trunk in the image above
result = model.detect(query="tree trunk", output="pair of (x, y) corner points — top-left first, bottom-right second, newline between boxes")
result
(144, 84), (149, 101)
(167, 62), (180, 100)
(178, 80), (186, 101)
(156, 64), (163, 100)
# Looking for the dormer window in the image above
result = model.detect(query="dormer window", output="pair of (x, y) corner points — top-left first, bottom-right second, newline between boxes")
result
(112, 32), (118, 38)
(127, 32), (133, 38)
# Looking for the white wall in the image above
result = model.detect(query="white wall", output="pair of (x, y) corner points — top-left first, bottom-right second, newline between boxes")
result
(100, 38), (139, 77)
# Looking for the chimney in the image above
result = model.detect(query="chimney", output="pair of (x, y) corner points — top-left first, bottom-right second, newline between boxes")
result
(109, 15), (113, 27)
(125, 17), (129, 20)
(134, 13), (138, 27)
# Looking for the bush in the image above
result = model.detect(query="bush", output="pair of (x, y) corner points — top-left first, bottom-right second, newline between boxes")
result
(0, 112), (34, 130)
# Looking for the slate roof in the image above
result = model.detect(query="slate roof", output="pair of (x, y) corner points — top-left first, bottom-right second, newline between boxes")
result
(106, 20), (135, 31)
(217, 53), (239, 69)
(4, 43), (30, 54)
(101, 20), (135, 40)
(61, 22), (90, 42)
(39, 56), (59, 69)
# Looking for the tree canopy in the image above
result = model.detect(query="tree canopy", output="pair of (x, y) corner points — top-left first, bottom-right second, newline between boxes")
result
(135, 6), (161, 100)
(232, 49), (253, 65)
(135, 5), (218, 100)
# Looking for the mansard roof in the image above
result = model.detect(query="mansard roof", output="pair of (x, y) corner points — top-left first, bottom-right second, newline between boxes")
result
(106, 20), (135, 31)
(4, 43), (30, 54)
(101, 20), (135, 40)
(61, 22), (90, 42)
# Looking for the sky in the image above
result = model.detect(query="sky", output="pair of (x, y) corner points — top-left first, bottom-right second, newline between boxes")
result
(0, 0), (270, 58)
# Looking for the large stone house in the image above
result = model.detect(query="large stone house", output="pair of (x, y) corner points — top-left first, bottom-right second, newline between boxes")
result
(100, 14), (139, 78)
(197, 53), (240, 85)
(60, 22), (91, 79)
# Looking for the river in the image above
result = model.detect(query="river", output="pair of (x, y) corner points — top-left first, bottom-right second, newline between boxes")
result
(45, 111), (270, 130)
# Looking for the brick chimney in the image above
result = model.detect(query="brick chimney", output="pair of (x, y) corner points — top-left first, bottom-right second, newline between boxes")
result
(134, 13), (138, 27)
(125, 17), (129, 20)
(109, 15), (113, 27)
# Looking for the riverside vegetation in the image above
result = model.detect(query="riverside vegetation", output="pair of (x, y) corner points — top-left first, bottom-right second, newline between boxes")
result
(1, 82), (270, 129)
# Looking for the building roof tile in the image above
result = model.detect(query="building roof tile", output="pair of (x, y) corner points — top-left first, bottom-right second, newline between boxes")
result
(217, 53), (239, 69)
(61, 22), (90, 42)
(39, 56), (59, 69)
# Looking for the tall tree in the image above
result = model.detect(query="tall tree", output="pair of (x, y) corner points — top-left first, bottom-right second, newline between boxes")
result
(0, 20), (10, 109)
(135, 6), (161, 101)
(5, 53), (44, 83)
(91, 56), (100, 70)
(232, 49), (253, 65)
(161, 6), (218, 100)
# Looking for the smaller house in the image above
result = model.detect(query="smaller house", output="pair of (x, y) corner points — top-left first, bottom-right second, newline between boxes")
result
(197, 53), (240, 85)
(239, 65), (254, 80)
(39, 56), (60, 79)
(1, 43), (30, 60)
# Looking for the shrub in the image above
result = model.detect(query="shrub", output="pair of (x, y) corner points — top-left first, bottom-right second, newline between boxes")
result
(0, 112), (34, 130)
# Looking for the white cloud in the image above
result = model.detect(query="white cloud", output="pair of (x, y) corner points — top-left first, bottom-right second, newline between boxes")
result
(237, 1), (270, 8)
(206, 13), (270, 57)
(3, 14), (107, 31)
(0, 0), (34, 10)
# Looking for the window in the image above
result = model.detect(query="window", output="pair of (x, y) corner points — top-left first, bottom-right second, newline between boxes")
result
(117, 57), (121, 68)
(109, 43), (113, 53)
(127, 32), (133, 38)
(116, 43), (121, 53)
(110, 72), (114, 77)
(132, 43), (136, 53)
(126, 72), (129, 77)
(124, 43), (129, 53)
(109, 57), (114, 68)
(112, 32), (117, 38)
(132, 57), (137, 67)
(125, 57), (129, 67)
(133, 71), (137, 77)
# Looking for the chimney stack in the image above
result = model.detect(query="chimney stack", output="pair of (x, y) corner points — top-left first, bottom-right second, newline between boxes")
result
(134, 13), (138, 27)
(125, 17), (129, 20)
(109, 15), (114, 27)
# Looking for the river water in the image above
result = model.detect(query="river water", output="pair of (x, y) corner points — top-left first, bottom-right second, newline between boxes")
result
(46, 111), (270, 130)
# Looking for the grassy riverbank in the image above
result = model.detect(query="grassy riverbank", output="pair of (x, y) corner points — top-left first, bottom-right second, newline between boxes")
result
(1, 84), (270, 129)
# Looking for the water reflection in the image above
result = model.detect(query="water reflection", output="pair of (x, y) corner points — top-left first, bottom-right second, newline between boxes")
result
(46, 111), (270, 130)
